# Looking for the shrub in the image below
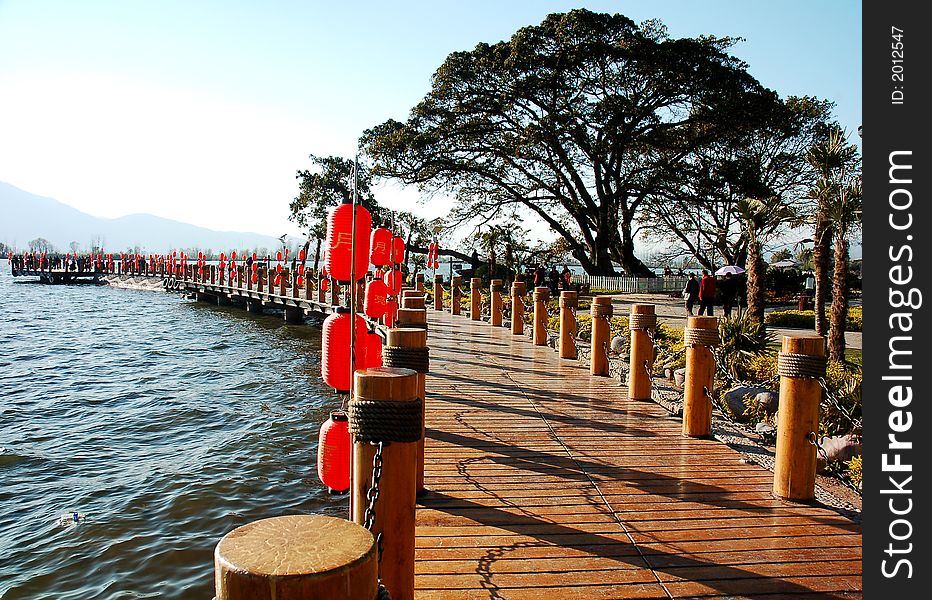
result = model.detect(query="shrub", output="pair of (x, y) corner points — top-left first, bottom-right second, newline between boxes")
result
(765, 306), (863, 331)
(715, 313), (775, 382)
(847, 456), (862, 489)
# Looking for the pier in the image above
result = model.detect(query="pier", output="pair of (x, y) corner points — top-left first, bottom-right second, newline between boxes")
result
(10, 260), (862, 597)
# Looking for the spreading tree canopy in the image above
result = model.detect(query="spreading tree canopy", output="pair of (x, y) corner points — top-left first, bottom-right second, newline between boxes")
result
(361, 9), (783, 275)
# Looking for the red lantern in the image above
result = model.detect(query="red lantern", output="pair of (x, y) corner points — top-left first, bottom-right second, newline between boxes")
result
(384, 299), (398, 327)
(251, 273), (258, 283)
(320, 278), (329, 292)
(391, 236), (405, 264)
(276, 251), (282, 261)
(317, 411), (350, 493)
(383, 269), (403, 295)
(369, 227), (392, 267)
(366, 332), (383, 368)
(274, 274), (281, 286)
(252, 252), (257, 262)
(325, 203), (372, 282)
(299, 249), (306, 262)
(297, 275), (304, 287)
(298, 264), (305, 275)
(321, 310), (368, 392)
(364, 279), (389, 318)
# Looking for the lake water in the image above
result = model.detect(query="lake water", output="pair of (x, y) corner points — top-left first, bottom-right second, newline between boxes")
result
(0, 270), (344, 599)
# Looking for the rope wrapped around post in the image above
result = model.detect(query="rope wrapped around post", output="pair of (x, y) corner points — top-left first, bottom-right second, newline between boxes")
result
(383, 346), (430, 373)
(591, 303), (613, 319)
(627, 313), (657, 331)
(349, 396), (424, 445)
(777, 352), (827, 379)
(683, 327), (720, 348)
(559, 296), (578, 309)
(490, 282), (505, 293)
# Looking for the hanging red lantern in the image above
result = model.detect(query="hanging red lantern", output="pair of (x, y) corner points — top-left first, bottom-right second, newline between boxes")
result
(325, 203), (372, 282)
(276, 251), (283, 262)
(391, 236), (405, 264)
(369, 227), (392, 267)
(231, 251), (237, 260)
(364, 279), (389, 318)
(252, 252), (257, 262)
(252, 273), (258, 283)
(384, 299), (398, 327)
(299, 249), (306, 262)
(366, 331), (383, 368)
(276, 263), (283, 273)
(297, 275), (304, 287)
(383, 269), (403, 295)
(298, 264), (305, 275)
(252, 262), (258, 273)
(317, 411), (350, 493)
(321, 309), (368, 392)
(274, 274), (281, 286)
(320, 278), (329, 292)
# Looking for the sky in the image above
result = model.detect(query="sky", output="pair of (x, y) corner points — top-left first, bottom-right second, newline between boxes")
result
(0, 0), (861, 244)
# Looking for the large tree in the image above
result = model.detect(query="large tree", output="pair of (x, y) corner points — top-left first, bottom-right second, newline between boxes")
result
(643, 96), (833, 270)
(361, 9), (782, 275)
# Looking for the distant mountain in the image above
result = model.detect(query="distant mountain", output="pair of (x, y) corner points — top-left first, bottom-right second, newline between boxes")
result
(0, 181), (293, 254)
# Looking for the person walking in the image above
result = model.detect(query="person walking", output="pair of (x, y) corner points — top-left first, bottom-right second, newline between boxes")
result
(720, 272), (737, 317)
(683, 272), (699, 315)
(698, 270), (716, 316)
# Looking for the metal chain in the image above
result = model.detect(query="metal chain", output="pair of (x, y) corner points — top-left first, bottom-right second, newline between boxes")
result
(362, 440), (386, 583)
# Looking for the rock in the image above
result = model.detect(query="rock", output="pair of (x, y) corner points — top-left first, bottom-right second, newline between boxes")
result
(818, 434), (862, 463)
(755, 422), (775, 434)
(673, 368), (686, 387)
(722, 386), (772, 421)
(753, 390), (779, 415)
(610, 335), (626, 354)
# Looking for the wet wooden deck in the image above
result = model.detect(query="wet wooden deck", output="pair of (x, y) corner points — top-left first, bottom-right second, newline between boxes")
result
(417, 310), (861, 599)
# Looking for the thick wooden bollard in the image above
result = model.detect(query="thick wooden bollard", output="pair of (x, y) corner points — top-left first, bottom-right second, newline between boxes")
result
(415, 273), (425, 292)
(511, 281), (526, 335)
(433, 275), (443, 311)
(385, 328), (429, 496)
(451, 276), (462, 316)
(590, 296), (612, 376)
(628, 304), (657, 401)
(532, 287), (549, 346)
(470, 277), (482, 321)
(559, 291), (578, 359)
(351, 368), (420, 600)
(401, 295), (426, 310)
(490, 279), (504, 327)
(396, 307), (427, 332)
(214, 514), (376, 600)
(683, 316), (718, 437)
(773, 336), (826, 501)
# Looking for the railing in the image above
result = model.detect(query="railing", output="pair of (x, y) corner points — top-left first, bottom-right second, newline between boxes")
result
(572, 274), (688, 293)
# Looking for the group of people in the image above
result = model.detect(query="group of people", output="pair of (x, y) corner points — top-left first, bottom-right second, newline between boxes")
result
(682, 270), (745, 317)
(9, 253), (98, 273)
(526, 264), (573, 294)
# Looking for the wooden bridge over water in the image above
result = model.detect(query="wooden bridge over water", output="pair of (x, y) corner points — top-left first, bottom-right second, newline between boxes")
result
(13, 264), (862, 598)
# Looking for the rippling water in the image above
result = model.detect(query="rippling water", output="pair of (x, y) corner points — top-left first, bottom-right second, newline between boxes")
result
(0, 270), (344, 599)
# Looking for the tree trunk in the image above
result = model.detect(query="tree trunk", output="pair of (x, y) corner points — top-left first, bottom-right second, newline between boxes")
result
(745, 236), (766, 325)
(813, 215), (833, 336)
(616, 217), (653, 277)
(828, 235), (848, 362)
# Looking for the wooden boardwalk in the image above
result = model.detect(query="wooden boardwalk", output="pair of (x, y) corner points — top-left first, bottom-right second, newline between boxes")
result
(416, 310), (861, 599)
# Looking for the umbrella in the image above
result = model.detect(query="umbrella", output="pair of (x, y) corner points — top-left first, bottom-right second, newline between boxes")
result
(770, 259), (798, 268)
(715, 265), (746, 276)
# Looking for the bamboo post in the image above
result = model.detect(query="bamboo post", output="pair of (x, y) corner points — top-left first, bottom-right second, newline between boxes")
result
(433, 275), (443, 311)
(628, 304), (657, 401)
(214, 514), (377, 600)
(559, 290), (578, 359)
(470, 277), (482, 321)
(490, 279), (503, 327)
(682, 316), (718, 437)
(773, 335), (826, 501)
(511, 281), (526, 335)
(590, 296), (612, 376)
(415, 273), (424, 292)
(385, 328), (429, 496)
(532, 287), (549, 346)
(351, 368), (420, 600)
(451, 276), (462, 316)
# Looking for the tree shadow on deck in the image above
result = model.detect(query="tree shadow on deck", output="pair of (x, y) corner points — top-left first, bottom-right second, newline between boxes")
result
(418, 490), (858, 598)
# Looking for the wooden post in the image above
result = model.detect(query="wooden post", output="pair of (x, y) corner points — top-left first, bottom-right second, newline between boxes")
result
(210, 264), (216, 284)
(401, 295), (426, 310)
(470, 277), (482, 321)
(590, 296), (612, 376)
(559, 290), (578, 359)
(489, 279), (504, 326)
(628, 304), (656, 401)
(292, 270), (299, 298)
(511, 281), (526, 335)
(433, 275), (443, 311)
(318, 278), (327, 303)
(214, 514), (377, 600)
(773, 335), (825, 501)
(532, 287), (549, 346)
(252, 267), (259, 292)
(415, 273), (424, 292)
(386, 328), (429, 496)
(396, 308), (427, 332)
(280, 269), (288, 296)
(305, 272), (313, 300)
(451, 276), (462, 316)
(330, 281), (340, 306)
(683, 316), (718, 437)
(351, 368), (419, 600)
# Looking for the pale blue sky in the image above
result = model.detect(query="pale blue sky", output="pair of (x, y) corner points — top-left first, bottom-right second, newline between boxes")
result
(0, 0), (861, 240)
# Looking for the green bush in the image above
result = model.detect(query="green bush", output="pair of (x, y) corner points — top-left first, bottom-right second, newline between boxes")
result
(765, 306), (863, 331)
(847, 456), (862, 489)
(716, 313), (776, 382)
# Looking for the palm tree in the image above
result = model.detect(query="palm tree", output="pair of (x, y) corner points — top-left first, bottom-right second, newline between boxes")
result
(736, 197), (797, 325)
(806, 128), (858, 336)
(826, 175), (862, 362)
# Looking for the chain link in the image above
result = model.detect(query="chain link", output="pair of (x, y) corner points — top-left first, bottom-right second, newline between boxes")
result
(363, 441), (384, 531)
